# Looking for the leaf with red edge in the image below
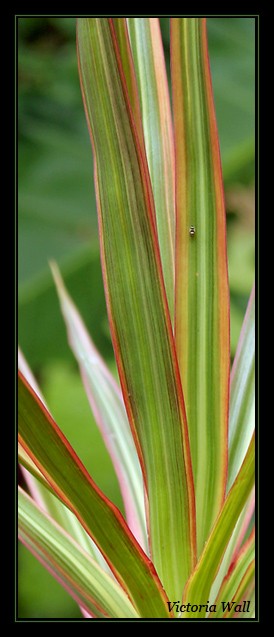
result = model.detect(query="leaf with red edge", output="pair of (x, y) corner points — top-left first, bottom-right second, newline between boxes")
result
(209, 528), (255, 618)
(228, 284), (255, 489)
(18, 348), (111, 572)
(183, 434), (254, 618)
(77, 17), (196, 602)
(19, 487), (139, 619)
(127, 18), (176, 320)
(51, 262), (147, 551)
(208, 487), (254, 606)
(171, 17), (230, 555)
(18, 372), (172, 618)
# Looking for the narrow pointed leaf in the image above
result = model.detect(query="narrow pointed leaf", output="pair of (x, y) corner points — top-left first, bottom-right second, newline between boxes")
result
(208, 488), (254, 605)
(228, 285), (255, 489)
(77, 17), (196, 601)
(223, 561), (255, 618)
(18, 350), (53, 509)
(18, 372), (172, 618)
(19, 444), (111, 574)
(171, 17), (230, 554)
(127, 18), (175, 320)
(233, 585), (255, 618)
(112, 19), (144, 149)
(51, 262), (147, 551)
(183, 434), (254, 617)
(18, 349), (110, 570)
(209, 529), (255, 618)
(19, 488), (139, 619)
(19, 442), (55, 493)
(230, 487), (255, 561)
(18, 347), (45, 404)
(20, 457), (109, 572)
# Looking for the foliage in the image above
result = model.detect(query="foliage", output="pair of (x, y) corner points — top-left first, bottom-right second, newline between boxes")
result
(18, 17), (255, 619)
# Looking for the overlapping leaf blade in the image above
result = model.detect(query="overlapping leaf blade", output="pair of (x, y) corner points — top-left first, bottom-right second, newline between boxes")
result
(18, 349), (110, 570)
(208, 488), (254, 606)
(209, 283), (255, 600)
(18, 372), (172, 618)
(127, 18), (175, 320)
(209, 529), (255, 618)
(228, 284), (255, 489)
(223, 561), (255, 618)
(19, 488), (139, 619)
(77, 17), (196, 601)
(234, 585), (255, 618)
(183, 434), (254, 618)
(112, 18), (144, 149)
(51, 262), (147, 551)
(171, 17), (230, 555)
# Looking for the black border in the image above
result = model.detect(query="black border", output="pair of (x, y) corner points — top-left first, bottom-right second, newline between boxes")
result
(15, 13), (259, 625)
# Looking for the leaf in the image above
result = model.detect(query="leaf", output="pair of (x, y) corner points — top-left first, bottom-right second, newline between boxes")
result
(230, 488), (254, 561)
(228, 285), (255, 489)
(171, 17), (230, 555)
(208, 488), (254, 605)
(233, 583), (255, 618)
(127, 18), (175, 320)
(18, 372), (171, 618)
(223, 561), (255, 618)
(19, 444), (109, 576)
(209, 528), (255, 618)
(183, 434), (254, 617)
(18, 349), (111, 570)
(39, 362), (124, 513)
(19, 441), (56, 495)
(112, 19), (144, 148)
(51, 262), (147, 551)
(18, 347), (45, 403)
(77, 17), (196, 601)
(19, 488), (139, 619)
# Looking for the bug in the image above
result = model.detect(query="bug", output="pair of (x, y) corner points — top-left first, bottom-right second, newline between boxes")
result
(189, 225), (196, 237)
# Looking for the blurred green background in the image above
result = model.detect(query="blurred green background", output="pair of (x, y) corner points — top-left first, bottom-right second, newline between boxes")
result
(18, 17), (255, 618)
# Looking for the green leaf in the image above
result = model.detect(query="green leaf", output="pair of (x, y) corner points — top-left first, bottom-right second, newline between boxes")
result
(51, 262), (147, 551)
(183, 434), (254, 617)
(230, 488), (254, 560)
(40, 362), (124, 512)
(228, 285), (255, 489)
(77, 17), (196, 601)
(208, 488), (254, 606)
(19, 488), (139, 619)
(112, 19), (144, 148)
(235, 585), (255, 618)
(20, 435), (110, 579)
(18, 349), (111, 570)
(223, 560), (255, 618)
(171, 18), (230, 555)
(209, 528), (255, 618)
(127, 18), (175, 320)
(18, 373), (171, 618)
(19, 441), (55, 493)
